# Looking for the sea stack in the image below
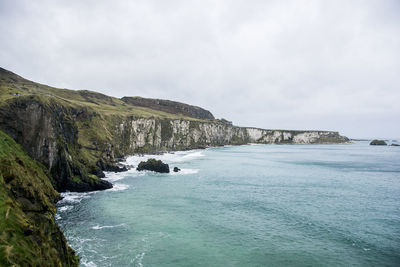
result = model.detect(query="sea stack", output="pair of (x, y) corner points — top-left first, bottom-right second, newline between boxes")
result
(136, 158), (170, 173)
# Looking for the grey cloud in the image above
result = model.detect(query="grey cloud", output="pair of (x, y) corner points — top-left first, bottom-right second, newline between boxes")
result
(1, 0), (399, 139)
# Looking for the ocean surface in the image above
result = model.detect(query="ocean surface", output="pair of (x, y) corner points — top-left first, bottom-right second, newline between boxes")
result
(56, 142), (400, 267)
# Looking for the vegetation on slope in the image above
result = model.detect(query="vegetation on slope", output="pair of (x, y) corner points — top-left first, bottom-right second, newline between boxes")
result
(0, 130), (78, 266)
(0, 67), (208, 121)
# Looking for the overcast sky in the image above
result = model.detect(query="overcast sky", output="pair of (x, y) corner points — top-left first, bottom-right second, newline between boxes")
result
(1, 0), (399, 139)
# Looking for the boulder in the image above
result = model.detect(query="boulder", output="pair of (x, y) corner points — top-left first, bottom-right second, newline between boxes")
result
(137, 158), (170, 173)
(173, 167), (181, 172)
(370, 139), (387, 145)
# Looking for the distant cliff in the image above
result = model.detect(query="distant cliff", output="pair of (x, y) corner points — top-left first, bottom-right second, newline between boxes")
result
(121, 96), (215, 120)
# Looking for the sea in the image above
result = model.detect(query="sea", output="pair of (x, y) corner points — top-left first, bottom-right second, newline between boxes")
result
(56, 142), (400, 267)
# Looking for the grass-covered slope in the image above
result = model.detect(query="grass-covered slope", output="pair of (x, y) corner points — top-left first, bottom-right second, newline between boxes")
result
(0, 67), (207, 121)
(0, 130), (78, 266)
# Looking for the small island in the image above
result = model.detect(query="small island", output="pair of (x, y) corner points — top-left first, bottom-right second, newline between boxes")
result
(370, 140), (387, 146)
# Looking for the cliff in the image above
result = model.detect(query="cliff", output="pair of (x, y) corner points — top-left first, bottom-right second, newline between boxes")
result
(0, 67), (349, 192)
(0, 130), (78, 266)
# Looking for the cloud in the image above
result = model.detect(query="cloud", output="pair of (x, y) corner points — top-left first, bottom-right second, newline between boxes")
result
(1, 0), (399, 138)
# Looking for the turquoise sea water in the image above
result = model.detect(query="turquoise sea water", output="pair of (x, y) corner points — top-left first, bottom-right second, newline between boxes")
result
(56, 142), (400, 266)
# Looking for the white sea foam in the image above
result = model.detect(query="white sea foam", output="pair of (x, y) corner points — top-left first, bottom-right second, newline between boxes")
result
(107, 183), (129, 192)
(125, 150), (204, 167)
(171, 168), (199, 175)
(103, 171), (127, 182)
(81, 260), (97, 267)
(58, 205), (73, 212)
(92, 223), (126, 230)
(59, 191), (93, 204)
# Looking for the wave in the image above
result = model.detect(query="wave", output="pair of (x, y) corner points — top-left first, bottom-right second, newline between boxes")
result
(59, 191), (95, 204)
(171, 168), (199, 175)
(92, 223), (126, 230)
(107, 183), (129, 192)
(58, 205), (73, 212)
(81, 260), (97, 267)
(103, 171), (128, 182)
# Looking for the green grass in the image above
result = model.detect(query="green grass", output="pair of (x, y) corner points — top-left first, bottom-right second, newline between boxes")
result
(0, 68), (207, 121)
(0, 130), (79, 266)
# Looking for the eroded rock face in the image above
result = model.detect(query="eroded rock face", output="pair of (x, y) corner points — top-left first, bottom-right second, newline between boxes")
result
(370, 139), (387, 145)
(114, 119), (350, 154)
(137, 158), (170, 173)
(0, 96), (112, 192)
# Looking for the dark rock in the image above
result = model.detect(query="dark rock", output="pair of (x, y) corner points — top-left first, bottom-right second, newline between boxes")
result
(66, 178), (112, 193)
(97, 159), (128, 173)
(106, 165), (128, 173)
(137, 158), (170, 173)
(173, 167), (181, 172)
(370, 139), (387, 145)
(391, 143), (400, 146)
(96, 170), (106, 178)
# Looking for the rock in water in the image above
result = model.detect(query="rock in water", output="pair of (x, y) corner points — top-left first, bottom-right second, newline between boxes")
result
(137, 158), (170, 173)
(390, 143), (400, 146)
(173, 167), (181, 172)
(370, 139), (387, 145)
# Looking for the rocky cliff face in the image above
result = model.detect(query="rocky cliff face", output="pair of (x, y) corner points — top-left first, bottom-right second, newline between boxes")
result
(0, 95), (112, 192)
(113, 118), (349, 153)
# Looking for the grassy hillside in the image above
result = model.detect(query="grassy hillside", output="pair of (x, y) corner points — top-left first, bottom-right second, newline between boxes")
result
(0, 67), (207, 121)
(0, 130), (78, 266)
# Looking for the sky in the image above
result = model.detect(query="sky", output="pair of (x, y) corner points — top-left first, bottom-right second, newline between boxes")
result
(1, 0), (399, 139)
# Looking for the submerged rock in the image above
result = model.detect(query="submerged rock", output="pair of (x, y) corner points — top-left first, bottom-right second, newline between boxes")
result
(173, 167), (181, 172)
(137, 158), (170, 173)
(370, 140), (387, 145)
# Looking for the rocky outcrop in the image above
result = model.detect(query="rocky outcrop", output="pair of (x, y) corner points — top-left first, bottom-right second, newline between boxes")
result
(137, 158), (170, 173)
(370, 140), (387, 145)
(121, 96), (215, 120)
